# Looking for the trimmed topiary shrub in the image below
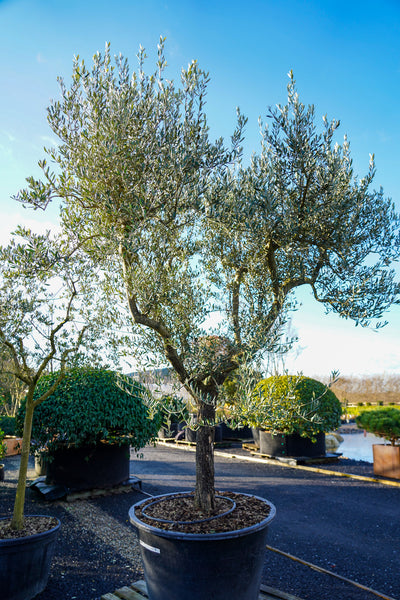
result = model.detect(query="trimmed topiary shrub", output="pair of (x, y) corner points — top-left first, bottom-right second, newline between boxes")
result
(0, 416), (16, 436)
(245, 375), (342, 441)
(356, 407), (400, 445)
(16, 367), (160, 452)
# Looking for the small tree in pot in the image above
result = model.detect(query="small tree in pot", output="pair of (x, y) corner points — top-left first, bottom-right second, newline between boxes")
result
(356, 408), (400, 479)
(17, 40), (400, 599)
(0, 229), (93, 600)
(18, 367), (160, 490)
(235, 375), (342, 457)
(356, 407), (400, 446)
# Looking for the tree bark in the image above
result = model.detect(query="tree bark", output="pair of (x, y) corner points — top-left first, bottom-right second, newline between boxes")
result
(11, 393), (34, 530)
(194, 398), (216, 513)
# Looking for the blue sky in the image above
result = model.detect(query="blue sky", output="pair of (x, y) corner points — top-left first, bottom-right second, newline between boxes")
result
(1, 0), (400, 377)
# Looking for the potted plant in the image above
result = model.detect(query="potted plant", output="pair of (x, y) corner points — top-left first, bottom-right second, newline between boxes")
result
(157, 394), (188, 440)
(0, 230), (90, 600)
(238, 375), (342, 458)
(0, 412), (23, 456)
(356, 407), (400, 479)
(19, 41), (400, 600)
(18, 367), (160, 491)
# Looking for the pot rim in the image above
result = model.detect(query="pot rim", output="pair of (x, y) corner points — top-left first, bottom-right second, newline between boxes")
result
(373, 442), (400, 447)
(129, 490), (276, 541)
(0, 515), (61, 546)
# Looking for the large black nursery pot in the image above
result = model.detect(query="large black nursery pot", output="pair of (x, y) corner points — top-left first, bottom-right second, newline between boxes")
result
(43, 442), (130, 491)
(129, 491), (276, 600)
(185, 424), (222, 443)
(0, 516), (60, 600)
(259, 431), (326, 458)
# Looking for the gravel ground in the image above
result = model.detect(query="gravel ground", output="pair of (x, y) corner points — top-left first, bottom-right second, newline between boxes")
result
(1, 445), (399, 600)
(1, 454), (145, 600)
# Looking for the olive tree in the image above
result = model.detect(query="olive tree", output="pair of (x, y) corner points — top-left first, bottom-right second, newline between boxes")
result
(205, 72), (400, 341)
(16, 46), (400, 513)
(0, 229), (92, 531)
(0, 346), (27, 417)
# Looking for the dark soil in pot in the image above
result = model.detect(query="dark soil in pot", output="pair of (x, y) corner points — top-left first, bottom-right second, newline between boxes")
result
(0, 515), (60, 600)
(134, 490), (272, 533)
(0, 515), (59, 539)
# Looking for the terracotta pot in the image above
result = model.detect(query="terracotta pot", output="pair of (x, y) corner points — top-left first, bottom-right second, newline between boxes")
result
(373, 444), (400, 479)
(4, 437), (22, 456)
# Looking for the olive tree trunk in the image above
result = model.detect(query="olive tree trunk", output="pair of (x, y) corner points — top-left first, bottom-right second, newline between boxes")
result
(194, 399), (216, 513)
(11, 391), (34, 530)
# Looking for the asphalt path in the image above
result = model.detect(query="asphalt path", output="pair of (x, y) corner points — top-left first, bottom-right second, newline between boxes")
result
(132, 444), (400, 600)
(1, 445), (399, 600)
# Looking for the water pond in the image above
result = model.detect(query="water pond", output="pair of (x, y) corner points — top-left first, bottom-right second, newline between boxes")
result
(337, 431), (383, 463)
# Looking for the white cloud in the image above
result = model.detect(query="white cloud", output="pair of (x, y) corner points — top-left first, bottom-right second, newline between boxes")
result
(0, 211), (60, 246)
(284, 320), (400, 378)
(36, 53), (47, 64)
(0, 144), (12, 158)
(40, 135), (59, 147)
(1, 131), (16, 143)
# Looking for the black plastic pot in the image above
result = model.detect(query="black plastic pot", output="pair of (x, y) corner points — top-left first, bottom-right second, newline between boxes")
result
(44, 442), (130, 490)
(129, 491), (276, 600)
(0, 516), (60, 600)
(219, 423), (252, 440)
(252, 427), (260, 448)
(158, 423), (184, 439)
(185, 425), (222, 443)
(259, 431), (326, 457)
(0, 463), (4, 481)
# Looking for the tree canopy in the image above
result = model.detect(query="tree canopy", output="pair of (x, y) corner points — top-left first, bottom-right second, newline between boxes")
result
(0, 228), (91, 529)
(16, 42), (400, 511)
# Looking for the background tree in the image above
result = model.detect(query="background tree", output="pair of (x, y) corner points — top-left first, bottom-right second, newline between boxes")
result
(0, 228), (99, 531)
(17, 48), (400, 512)
(0, 346), (27, 417)
(327, 373), (400, 406)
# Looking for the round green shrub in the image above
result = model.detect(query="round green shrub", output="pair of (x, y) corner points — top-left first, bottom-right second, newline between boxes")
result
(0, 415), (16, 436)
(247, 375), (342, 440)
(356, 407), (400, 445)
(16, 367), (160, 451)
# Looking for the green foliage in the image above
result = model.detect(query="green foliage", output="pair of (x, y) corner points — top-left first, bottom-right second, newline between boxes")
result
(0, 428), (6, 460)
(241, 375), (342, 440)
(159, 395), (189, 426)
(344, 404), (397, 419)
(0, 415), (16, 436)
(356, 407), (400, 445)
(15, 41), (400, 510)
(0, 229), (92, 530)
(17, 367), (159, 451)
